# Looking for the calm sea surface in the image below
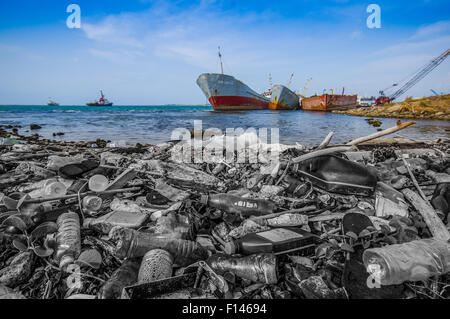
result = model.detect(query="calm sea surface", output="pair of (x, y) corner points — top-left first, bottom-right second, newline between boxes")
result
(0, 105), (448, 146)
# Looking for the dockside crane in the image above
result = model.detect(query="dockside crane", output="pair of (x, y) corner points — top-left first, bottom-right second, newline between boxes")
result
(375, 48), (450, 105)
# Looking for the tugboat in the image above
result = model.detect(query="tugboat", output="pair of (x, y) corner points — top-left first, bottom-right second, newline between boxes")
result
(47, 98), (60, 106)
(86, 90), (113, 106)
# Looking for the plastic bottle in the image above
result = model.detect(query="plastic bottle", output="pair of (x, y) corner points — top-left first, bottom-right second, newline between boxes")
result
(262, 213), (309, 227)
(138, 249), (173, 284)
(206, 253), (278, 284)
(88, 174), (109, 192)
(362, 238), (450, 285)
(224, 227), (318, 255)
(109, 227), (208, 267)
(98, 259), (140, 299)
(200, 193), (276, 217)
(55, 212), (81, 269)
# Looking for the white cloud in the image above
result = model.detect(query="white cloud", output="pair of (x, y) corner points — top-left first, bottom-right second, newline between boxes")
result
(412, 20), (450, 39)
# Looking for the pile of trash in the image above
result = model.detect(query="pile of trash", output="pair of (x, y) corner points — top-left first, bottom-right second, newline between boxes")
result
(1, 124), (450, 299)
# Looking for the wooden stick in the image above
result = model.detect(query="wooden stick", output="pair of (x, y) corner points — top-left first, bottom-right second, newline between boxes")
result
(402, 188), (450, 242)
(401, 156), (428, 202)
(291, 146), (355, 164)
(316, 132), (334, 150)
(250, 205), (316, 221)
(346, 120), (415, 146)
(22, 186), (142, 204)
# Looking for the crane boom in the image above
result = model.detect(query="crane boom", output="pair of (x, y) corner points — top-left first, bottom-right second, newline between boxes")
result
(389, 49), (450, 101)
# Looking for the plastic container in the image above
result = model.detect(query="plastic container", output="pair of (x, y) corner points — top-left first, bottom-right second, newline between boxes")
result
(55, 212), (81, 269)
(82, 195), (103, 212)
(98, 259), (140, 299)
(295, 155), (377, 196)
(224, 227), (317, 255)
(88, 174), (109, 192)
(200, 193), (276, 217)
(83, 210), (148, 234)
(362, 238), (450, 285)
(138, 249), (174, 284)
(109, 227), (208, 267)
(44, 181), (67, 197)
(206, 253), (278, 284)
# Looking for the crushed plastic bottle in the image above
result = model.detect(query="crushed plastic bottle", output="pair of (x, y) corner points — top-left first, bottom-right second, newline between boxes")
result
(109, 226), (208, 267)
(363, 238), (450, 285)
(55, 212), (81, 270)
(206, 253), (278, 284)
(200, 193), (276, 217)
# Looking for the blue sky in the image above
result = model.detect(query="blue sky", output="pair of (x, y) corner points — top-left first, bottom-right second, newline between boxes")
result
(0, 0), (449, 105)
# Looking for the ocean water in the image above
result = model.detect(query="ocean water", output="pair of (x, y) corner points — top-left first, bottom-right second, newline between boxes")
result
(0, 105), (448, 146)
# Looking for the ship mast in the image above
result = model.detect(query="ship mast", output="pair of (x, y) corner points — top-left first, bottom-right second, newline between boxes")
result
(218, 46), (224, 74)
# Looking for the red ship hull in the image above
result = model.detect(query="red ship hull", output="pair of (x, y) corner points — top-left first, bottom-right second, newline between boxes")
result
(209, 96), (269, 111)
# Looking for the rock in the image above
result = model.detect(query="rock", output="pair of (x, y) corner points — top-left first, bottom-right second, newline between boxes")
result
(299, 276), (336, 299)
(0, 252), (34, 288)
(30, 124), (42, 130)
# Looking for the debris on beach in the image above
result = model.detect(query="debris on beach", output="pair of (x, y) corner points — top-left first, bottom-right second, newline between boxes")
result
(0, 121), (450, 299)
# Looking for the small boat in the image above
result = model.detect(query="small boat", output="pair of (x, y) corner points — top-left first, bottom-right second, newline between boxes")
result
(301, 94), (357, 111)
(268, 85), (300, 110)
(86, 90), (113, 106)
(47, 99), (60, 106)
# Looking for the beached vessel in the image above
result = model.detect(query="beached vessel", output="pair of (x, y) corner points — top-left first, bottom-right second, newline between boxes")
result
(268, 85), (300, 110)
(86, 90), (113, 107)
(301, 94), (357, 111)
(196, 73), (270, 111)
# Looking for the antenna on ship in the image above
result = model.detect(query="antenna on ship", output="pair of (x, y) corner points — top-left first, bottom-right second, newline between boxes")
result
(269, 73), (273, 90)
(218, 46), (224, 74)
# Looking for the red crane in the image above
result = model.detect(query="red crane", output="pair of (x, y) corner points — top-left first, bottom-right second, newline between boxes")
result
(375, 48), (450, 105)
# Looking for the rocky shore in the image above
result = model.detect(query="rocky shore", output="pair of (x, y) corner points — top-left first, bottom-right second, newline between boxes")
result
(333, 94), (450, 121)
(1, 121), (450, 299)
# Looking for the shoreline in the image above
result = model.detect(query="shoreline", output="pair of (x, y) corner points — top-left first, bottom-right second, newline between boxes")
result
(333, 94), (450, 121)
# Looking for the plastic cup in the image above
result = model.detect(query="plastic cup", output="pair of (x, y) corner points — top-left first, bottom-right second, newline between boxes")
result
(88, 175), (109, 192)
(44, 181), (67, 197)
(82, 195), (102, 211)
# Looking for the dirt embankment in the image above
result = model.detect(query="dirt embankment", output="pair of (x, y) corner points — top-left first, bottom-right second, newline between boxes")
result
(333, 94), (450, 121)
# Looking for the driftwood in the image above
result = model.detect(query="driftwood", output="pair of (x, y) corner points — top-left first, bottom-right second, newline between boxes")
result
(291, 146), (355, 163)
(402, 156), (428, 202)
(402, 188), (450, 242)
(22, 186), (142, 204)
(346, 120), (416, 146)
(316, 132), (334, 150)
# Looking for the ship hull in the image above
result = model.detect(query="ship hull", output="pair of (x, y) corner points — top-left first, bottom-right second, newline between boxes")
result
(197, 73), (269, 111)
(268, 85), (300, 110)
(86, 103), (113, 107)
(301, 94), (357, 111)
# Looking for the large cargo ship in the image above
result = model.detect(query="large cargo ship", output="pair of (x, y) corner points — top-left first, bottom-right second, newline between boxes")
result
(196, 73), (270, 111)
(301, 94), (357, 111)
(268, 85), (300, 110)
